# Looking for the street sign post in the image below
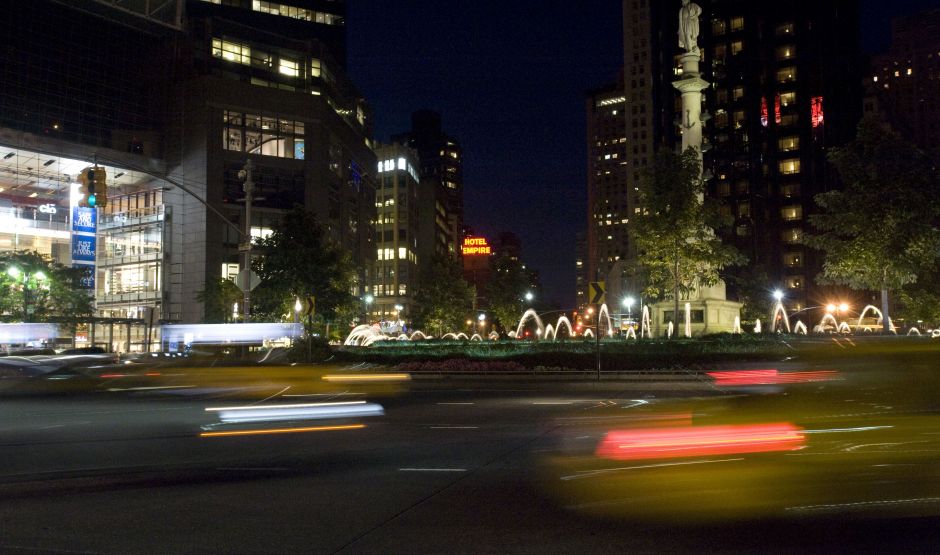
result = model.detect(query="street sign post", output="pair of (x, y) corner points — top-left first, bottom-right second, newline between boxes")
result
(589, 281), (606, 304)
(234, 269), (260, 292)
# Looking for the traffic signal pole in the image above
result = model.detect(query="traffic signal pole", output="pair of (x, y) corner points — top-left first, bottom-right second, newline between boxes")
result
(240, 159), (254, 322)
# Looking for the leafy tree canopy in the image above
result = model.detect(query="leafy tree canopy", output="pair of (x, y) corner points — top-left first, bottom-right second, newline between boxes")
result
(486, 252), (533, 333)
(196, 278), (242, 323)
(804, 117), (940, 331)
(632, 147), (745, 319)
(250, 207), (356, 324)
(0, 251), (94, 323)
(411, 253), (474, 335)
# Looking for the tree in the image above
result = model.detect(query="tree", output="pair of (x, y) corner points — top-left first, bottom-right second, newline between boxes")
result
(411, 253), (474, 336)
(632, 147), (745, 327)
(0, 251), (94, 323)
(196, 278), (242, 323)
(250, 207), (356, 326)
(486, 252), (531, 333)
(804, 118), (940, 333)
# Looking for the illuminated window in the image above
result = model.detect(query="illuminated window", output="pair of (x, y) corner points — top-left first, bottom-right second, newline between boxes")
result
(733, 86), (745, 100)
(279, 57), (299, 77)
(776, 22), (795, 36)
(783, 252), (803, 268)
(780, 205), (802, 221)
(786, 275), (804, 289)
(730, 17), (744, 31)
(779, 91), (796, 107)
(778, 136), (799, 151)
(776, 45), (796, 60)
(731, 41), (744, 55)
(397, 157), (406, 170)
(310, 58), (322, 77)
(222, 110), (305, 159)
(779, 159), (800, 175)
(782, 228), (803, 244)
(398, 247), (407, 260)
(712, 19), (726, 35)
(779, 113), (799, 127)
(252, 1), (344, 25)
(776, 67), (797, 83)
(212, 38), (251, 65)
(733, 110), (746, 129)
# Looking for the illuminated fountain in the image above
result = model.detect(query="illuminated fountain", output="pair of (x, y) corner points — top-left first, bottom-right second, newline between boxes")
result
(856, 304), (896, 334)
(732, 316), (741, 334)
(666, 321), (674, 339)
(793, 320), (808, 335)
(753, 319), (761, 334)
(640, 305), (652, 338)
(769, 301), (791, 334)
(684, 302), (692, 338)
(813, 313), (839, 334)
(514, 309), (545, 338)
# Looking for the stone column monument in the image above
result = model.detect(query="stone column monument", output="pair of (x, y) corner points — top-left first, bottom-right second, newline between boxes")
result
(650, 1), (743, 337)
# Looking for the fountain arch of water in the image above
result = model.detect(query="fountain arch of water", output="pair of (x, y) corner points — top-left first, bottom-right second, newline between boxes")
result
(514, 309), (545, 339)
(856, 304), (896, 334)
(793, 320), (808, 335)
(770, 301), (791, 334)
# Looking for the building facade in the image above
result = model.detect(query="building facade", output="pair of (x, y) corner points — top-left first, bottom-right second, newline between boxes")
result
(0, 0), (378, 350)
(865, 8), (940, 161)
(391, 111), (463, 254)
(372, 144), (421, 321)
(701, 0), (862, 311)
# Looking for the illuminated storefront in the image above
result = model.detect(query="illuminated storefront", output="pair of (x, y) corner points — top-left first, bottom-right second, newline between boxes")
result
(0, 144), (171, 351)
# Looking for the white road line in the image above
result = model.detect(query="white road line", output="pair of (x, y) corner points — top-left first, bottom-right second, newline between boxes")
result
(436, 402), (475, 405)
(398, 468), (467, 472)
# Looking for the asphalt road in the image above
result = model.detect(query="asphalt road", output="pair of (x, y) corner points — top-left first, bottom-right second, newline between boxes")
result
(0, 380), (937, 554)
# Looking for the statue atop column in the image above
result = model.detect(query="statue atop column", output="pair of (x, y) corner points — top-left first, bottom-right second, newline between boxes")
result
(678, 0), (702, 54)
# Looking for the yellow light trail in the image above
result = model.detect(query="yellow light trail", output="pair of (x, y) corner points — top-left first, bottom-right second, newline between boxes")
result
(200, 423), (365, 438)
(321, 374), (411, 382)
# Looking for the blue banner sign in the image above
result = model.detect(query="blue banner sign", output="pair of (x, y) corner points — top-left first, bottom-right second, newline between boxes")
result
(71, 207), (97, 234)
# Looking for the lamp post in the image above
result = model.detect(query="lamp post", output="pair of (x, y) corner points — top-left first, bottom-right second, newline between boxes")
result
(622, 296), (635, 332)
(6, 266), (47, 323)
(363, 294), (374, 324)
(477, 313), (486, 335)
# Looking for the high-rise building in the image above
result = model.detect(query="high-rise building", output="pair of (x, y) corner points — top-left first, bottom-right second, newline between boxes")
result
(0, 0), (377, 349)
(372, 144), (421, 321)
(178, 0), (377, 323)
(865, 9), (940, 161)
(701, 0), (862, 311)
(391, 111), (463, 254)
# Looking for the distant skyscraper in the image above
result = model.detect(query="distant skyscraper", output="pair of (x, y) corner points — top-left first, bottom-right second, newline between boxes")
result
(865, 8), (940, 161)
(392, 111), (463, 254)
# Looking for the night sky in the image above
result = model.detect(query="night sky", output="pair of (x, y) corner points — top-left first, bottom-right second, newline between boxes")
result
(347, 0), (936, 308)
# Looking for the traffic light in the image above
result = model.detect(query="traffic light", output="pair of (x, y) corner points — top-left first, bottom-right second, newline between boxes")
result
(78, 166), (107, 208)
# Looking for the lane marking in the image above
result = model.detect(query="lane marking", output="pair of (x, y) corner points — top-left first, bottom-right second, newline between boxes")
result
(436, 402), (475, 405)
(398, 468), (467, 472)
(200, 423), (365, 437)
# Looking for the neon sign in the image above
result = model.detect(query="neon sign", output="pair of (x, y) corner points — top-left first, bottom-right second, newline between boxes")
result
(462, 237), (491, 256)
(760, 97), (768, 127)
(774, 94), (782, 125)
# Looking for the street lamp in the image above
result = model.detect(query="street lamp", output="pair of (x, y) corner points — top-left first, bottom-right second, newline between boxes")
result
(362, 294), (374, 323)
(477, 313), (486, 334)
(6, 265), (48, 323)
(773, 290), (784, 302)
(524, 291), (534, 302)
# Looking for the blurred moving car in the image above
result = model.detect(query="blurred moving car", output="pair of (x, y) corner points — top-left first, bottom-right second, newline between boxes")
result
(541, 353), (940, 522)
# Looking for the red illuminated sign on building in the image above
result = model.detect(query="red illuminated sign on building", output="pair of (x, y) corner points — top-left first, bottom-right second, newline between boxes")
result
(774, 94), (782, 125)
(811, 96), (824, 128)
(760, 97), (769, 127)
(462, 236), (491, 256)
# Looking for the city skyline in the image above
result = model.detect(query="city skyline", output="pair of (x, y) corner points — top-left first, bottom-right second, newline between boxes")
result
(348, 0), (937, 307)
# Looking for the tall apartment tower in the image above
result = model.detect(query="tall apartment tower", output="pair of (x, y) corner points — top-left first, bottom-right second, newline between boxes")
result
(372, 144), (422, 320)
(866, 9), (940, 161)
(701, 0), (862, 311)
(392, 111), (463, 254)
